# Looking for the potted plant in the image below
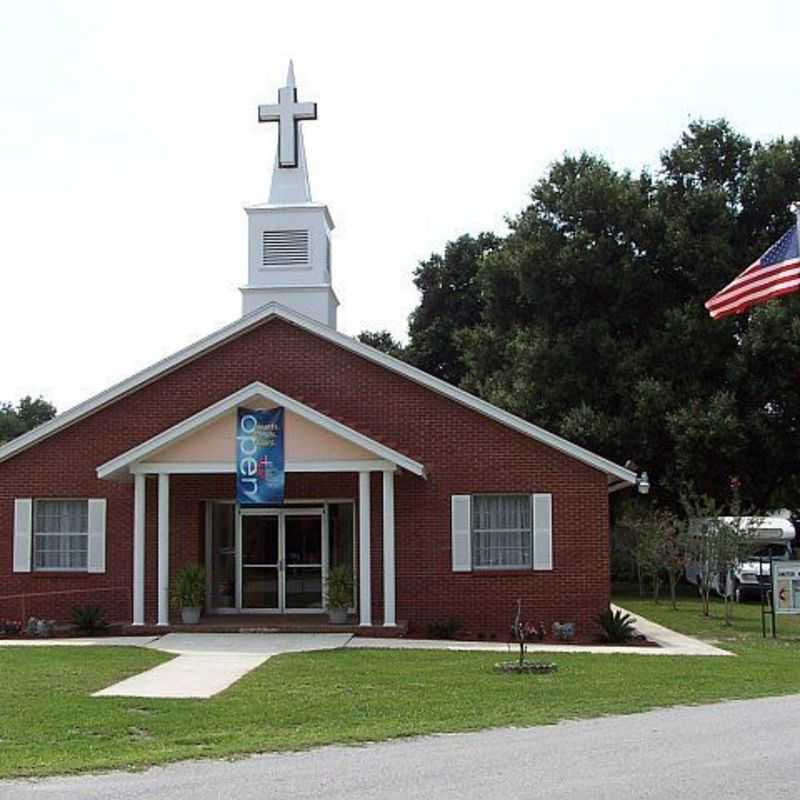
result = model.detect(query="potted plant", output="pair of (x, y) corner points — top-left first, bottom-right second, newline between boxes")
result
(325, 565), (354, 624)
(171, 563), (207, 624)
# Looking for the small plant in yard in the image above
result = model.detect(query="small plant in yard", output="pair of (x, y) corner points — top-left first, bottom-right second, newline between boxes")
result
(171, 563), (207, 624)
(496, 600), (556, 674)
(70, 604), (109, 636)
(425, 616), (464, 640)
(597, 607), (637, 643)
(325, 565), (354, 624)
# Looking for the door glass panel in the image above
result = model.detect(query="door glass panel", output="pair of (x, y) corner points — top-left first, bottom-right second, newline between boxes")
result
(242, 516), (278, 564)
(211, 503), (236, 609)
(285, 566), (323, 609)
(243, 567), (279, 609)
(285, 516), (322, 565)
(328, 503), (354, 571)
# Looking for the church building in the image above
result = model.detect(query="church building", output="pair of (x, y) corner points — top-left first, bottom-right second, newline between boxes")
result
(0, 65), (639, 637)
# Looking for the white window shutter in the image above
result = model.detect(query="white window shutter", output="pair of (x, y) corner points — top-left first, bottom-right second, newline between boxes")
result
(532, 493), (553, 571)
(451, 495), (472, 572)
(13, 498), (33, 573)
(87, 499), (107, 574)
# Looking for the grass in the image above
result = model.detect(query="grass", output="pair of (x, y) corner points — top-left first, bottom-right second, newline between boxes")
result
(1, 593), (799, 779)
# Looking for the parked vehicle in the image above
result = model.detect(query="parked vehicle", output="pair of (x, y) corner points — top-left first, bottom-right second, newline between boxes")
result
(685, 516), (796, 602)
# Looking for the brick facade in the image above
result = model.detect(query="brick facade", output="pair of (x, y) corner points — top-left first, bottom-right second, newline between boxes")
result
(0, 317), (611, 636)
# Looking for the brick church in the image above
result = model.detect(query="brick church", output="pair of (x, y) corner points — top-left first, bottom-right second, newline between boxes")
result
(0, 64), (640, 637)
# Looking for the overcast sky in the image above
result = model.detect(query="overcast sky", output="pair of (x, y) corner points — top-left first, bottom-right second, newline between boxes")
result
(2, 0), (800, 412)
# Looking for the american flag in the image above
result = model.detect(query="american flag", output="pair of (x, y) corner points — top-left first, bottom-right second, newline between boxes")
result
(705, 225), (800, 320)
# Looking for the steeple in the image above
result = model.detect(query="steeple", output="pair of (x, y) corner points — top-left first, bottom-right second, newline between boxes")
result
(241, 63), (338, 327)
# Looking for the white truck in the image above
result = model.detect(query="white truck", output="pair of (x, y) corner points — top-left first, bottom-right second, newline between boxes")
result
(685, 515), (796, 602)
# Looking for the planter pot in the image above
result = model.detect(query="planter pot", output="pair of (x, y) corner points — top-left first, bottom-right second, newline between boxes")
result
(328, 607), (348, 625)
(181, 607), (202, 625)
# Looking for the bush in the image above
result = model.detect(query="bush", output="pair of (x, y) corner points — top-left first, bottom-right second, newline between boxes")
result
(71, 604), (109, 635)
(597, 607), (637, 643)
(171, 563), (207, 609)
(325, 565), (354, 610)
(425, 616), (464, 640)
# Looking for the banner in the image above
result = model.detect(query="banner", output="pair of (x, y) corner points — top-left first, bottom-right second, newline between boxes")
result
(236, 407), (285, 505)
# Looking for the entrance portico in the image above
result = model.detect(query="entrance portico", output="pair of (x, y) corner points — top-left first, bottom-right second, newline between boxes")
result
(97, 382), (425, 629)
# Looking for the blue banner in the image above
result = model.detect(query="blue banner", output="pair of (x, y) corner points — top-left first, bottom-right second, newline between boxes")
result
(236, 407), (285, 505)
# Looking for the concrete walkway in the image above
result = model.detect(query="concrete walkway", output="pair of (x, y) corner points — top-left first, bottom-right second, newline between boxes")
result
(349, 606), (732, 657)
(0, 607), (731, 699)
(94, 633), (353, 699)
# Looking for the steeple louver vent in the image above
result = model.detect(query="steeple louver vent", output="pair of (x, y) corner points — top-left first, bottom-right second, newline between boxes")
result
(262, 229), (309, 267)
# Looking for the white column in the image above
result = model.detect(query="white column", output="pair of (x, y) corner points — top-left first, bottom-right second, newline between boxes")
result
(132, 473), (146, 625)
(157, 473), (170, 626)
(382, 470), (396, 627)
(358, 471), (372, 626)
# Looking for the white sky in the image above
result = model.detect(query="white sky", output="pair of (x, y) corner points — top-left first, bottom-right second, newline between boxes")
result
(2, 0), (800, 412)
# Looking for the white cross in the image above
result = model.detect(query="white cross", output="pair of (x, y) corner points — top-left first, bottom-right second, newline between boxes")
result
(258, 61), (316, 169)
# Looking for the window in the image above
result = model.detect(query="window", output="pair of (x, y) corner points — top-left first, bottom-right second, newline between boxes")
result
(33, 500), (89, 571)
(472, 494), (531, 568)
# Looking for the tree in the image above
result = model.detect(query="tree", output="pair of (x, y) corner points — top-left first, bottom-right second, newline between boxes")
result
(403, 119), (800, 514)
(619, 502), (688, 608)
(682, 487), (757, 623)
(356, 330), (405, 359)
(0, 396), (56, 445)
(406, 233), (500, 385)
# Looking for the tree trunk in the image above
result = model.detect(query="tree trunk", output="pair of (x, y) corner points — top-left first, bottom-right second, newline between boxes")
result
(669, 573), (678, 610)
(637, 561), (645, 598)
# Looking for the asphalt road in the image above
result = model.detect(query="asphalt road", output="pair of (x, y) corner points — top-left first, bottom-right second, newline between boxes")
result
(3, 694), (800, 799)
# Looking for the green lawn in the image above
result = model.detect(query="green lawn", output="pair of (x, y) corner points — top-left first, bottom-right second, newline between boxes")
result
(1, 595), (799, 779)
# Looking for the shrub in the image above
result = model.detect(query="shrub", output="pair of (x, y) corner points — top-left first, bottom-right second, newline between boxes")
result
(597, 607), (637, 643)
(325, 565), (354, 610)
(71, 604), (109, 636)
(171, 563), (207, 609)
(425, 616), (463, 640)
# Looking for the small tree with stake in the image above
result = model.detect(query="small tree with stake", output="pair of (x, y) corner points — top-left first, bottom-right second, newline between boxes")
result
(510, 599), (546, 667)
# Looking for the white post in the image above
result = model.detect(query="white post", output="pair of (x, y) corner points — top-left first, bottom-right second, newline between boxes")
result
(132, 473), (146, 625)
(157, 473), (170, 626)
(382, 470), (396, 627)
(358, 471), (372, 626)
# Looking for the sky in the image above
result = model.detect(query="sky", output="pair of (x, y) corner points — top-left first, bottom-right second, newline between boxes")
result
(2, 0), (800, 413)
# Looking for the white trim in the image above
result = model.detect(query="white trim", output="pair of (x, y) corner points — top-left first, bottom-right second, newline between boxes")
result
(128, 459), (397, 476)
(382, 471), (396, 627)
(0, 302), (635, 487)
(132, 474), (146, 625)
(358, 471), (372, 626)
(95, 381), (424, 480)
(157, 474), (170, 626)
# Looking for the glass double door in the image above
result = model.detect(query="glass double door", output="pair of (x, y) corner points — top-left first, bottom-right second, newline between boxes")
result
(239, 509), (325, 612)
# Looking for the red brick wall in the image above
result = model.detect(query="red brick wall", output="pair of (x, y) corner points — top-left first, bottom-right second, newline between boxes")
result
(0, 317), (611, 636)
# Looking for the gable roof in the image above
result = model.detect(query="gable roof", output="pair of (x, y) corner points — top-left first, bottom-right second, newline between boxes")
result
(96, 381), (426, 480)
(0, 302), (636, 487)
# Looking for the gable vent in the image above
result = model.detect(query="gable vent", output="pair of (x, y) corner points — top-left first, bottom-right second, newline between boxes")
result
(262, 229), (309, 267)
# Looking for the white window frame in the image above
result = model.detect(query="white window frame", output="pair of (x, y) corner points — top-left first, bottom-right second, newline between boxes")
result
(471, 493), (533, 570)
(32, 499), (90, 572)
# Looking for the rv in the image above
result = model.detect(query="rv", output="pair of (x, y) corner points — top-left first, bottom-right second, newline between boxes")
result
(685, 516), (796, 601)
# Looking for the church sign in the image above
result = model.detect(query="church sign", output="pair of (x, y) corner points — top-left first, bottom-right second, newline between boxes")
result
(236, 407), (285, 505)
(773, 561), (800, 615)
